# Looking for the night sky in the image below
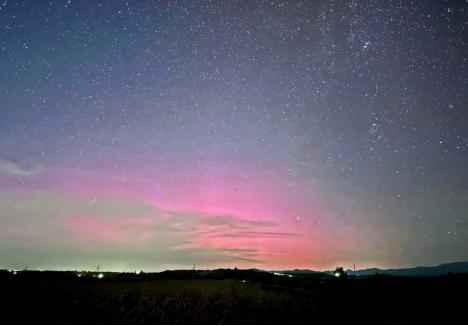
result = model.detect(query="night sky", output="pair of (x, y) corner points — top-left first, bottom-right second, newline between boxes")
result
(0, 0), (467, 272)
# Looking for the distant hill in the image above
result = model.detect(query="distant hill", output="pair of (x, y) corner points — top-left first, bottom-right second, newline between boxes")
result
(347, 262), (468, 276)
(278, 262), (468, 277)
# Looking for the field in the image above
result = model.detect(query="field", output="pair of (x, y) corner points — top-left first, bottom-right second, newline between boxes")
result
(0, 269), (467, 324)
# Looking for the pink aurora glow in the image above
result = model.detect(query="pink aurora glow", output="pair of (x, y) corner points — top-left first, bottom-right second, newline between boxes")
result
(1, 157), (364, 270)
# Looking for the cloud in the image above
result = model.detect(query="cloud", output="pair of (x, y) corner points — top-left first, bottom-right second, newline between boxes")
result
(0, 190), (292, 271)
(0, 159), (42, 177)
(211, 231), (299, 238)
(167, 211), (277, 233)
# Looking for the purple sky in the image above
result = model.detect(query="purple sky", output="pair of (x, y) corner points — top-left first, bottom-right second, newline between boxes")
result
(0, 0), (467, 271)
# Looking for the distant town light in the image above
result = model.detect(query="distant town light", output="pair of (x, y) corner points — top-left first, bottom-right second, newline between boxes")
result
(135, 270), (142, 275)
(334, 272), (341, 277)
(97, 273), (104, 279)
(273, 272), (294, 278)
(77, 274), (82, 277)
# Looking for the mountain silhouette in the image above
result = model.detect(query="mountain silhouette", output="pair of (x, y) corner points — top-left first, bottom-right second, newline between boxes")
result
(279, 261), (468, 277)
(347, 262), (468, 276)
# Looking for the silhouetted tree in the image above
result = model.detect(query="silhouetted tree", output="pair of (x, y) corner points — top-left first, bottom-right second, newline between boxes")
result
(333, 267), (348, 279)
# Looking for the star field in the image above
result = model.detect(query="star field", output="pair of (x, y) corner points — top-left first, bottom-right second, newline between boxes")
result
(0, 0), (467, 271)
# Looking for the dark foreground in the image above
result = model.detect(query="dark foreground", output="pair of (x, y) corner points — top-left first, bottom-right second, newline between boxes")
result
(0, 269), (467, 324)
